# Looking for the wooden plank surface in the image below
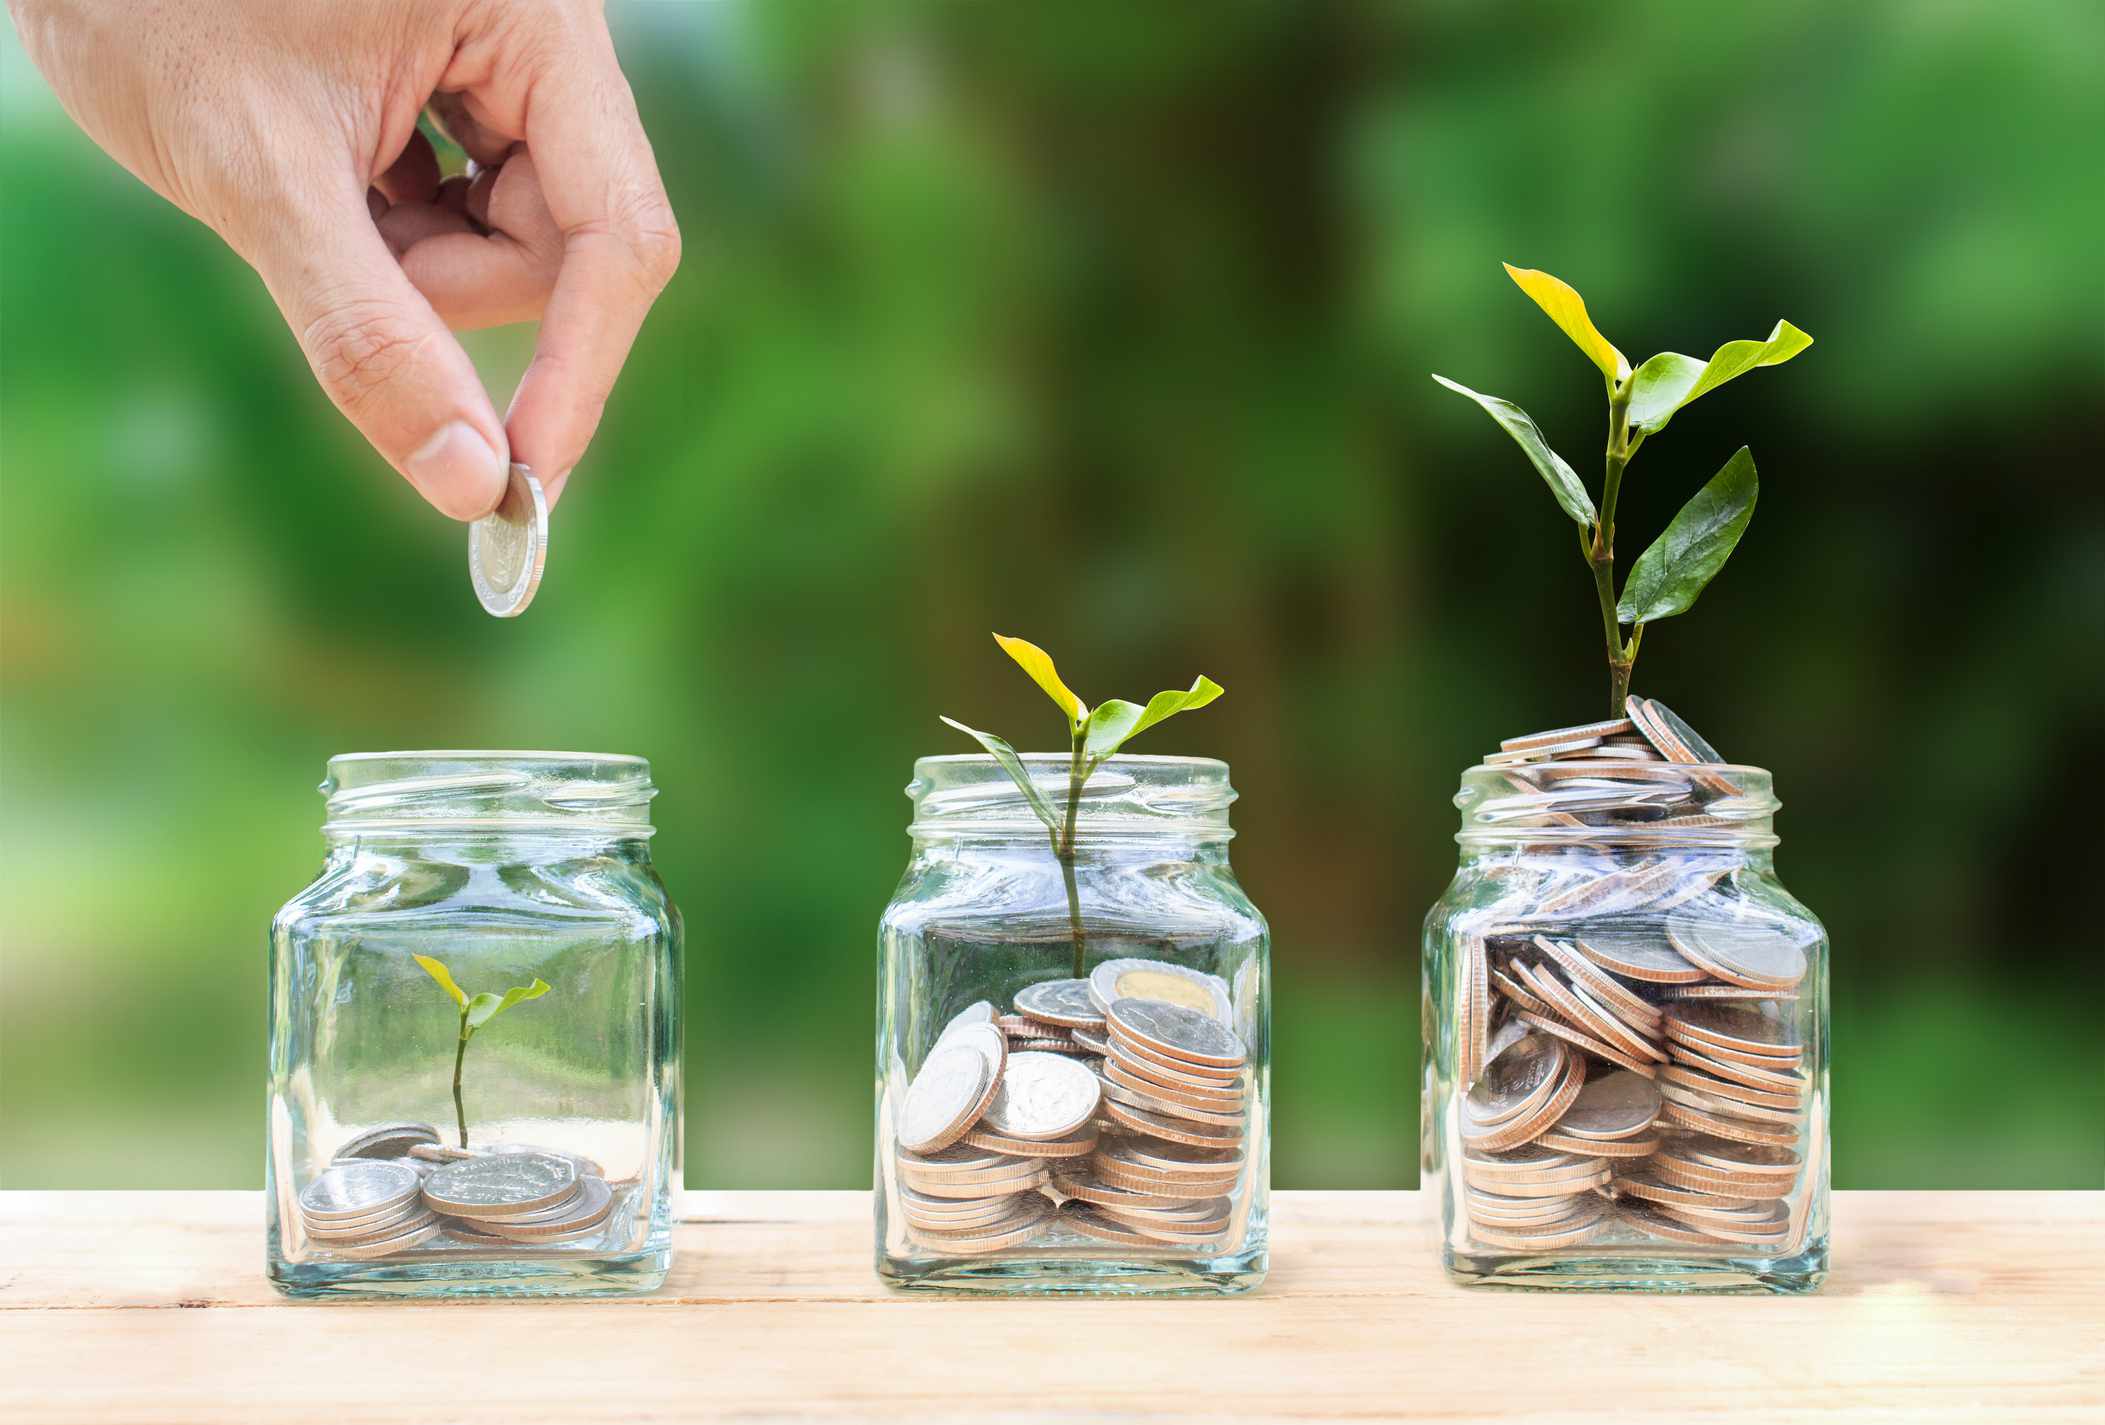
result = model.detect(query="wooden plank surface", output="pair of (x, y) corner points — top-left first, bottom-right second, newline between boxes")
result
(3, 1191), (2100, 1422)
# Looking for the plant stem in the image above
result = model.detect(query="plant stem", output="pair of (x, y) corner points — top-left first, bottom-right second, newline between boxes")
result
(1058, 724), (1087, 978)
(1590, 381), (1639, 715)
(451, 1019), (469, 1149)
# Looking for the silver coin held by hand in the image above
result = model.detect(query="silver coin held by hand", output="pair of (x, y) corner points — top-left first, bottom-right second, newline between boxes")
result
(470, 463), (548, 617)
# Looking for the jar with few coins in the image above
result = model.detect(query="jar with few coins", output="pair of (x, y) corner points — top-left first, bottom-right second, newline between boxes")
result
(1423, 709), (1829, 1292)
(875, 754), (1271, 1294)
(266, 752), (683, 1298)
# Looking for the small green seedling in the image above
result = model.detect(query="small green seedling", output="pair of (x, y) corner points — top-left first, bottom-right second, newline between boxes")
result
(1434, 263), (1812, 713)
(413, 955), (551, 1148)
(945, 635), (1223, 976)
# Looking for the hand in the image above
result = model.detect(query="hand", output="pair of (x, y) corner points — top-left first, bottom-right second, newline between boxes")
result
(8, 0), (680, 517)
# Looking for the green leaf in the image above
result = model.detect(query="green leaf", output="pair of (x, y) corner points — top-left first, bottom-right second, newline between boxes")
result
(992, 634), (1086, 729)
(1625, 321), (1813, 434)
(1617, 447), (1758, 625)
(465, 978), (551, 1033)
(1503, 263), (1629, 387)
(1083, 677), (1224, 762)
(1431, 375), (1596, 527)
(413, 954), (467, 1009)
(940, 716), (1062, 835)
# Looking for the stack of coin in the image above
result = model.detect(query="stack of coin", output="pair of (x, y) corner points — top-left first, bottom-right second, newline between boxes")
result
(893, 957), (1251, 1255)
(420, 1150), (617, 1244)
(1452, 700), (1814, 1254)
(310, 1123), (617, 1255)
(298, 1160), (444, 1258)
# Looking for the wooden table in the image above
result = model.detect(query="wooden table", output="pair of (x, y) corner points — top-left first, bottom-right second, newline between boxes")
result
(4, 1191), (2100, 1422)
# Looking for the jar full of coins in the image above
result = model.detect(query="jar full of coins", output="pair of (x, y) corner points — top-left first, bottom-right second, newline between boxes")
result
(1423, 701), (1829, 1291)
(876, 754), (1270, 1293)
(266, 752), (683, 1298)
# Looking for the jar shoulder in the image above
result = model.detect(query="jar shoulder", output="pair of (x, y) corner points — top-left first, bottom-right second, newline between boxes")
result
(880, 847), (1266, 948)
(273, 846), (677, 943)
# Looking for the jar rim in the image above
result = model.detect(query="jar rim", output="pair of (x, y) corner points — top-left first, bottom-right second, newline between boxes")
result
(907, 753), (1236, 841)
(1454, 760), (1778, 850)
(322, 750), (656, 836)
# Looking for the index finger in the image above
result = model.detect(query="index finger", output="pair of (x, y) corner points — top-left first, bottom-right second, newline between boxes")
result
(505, 27), (680, 506)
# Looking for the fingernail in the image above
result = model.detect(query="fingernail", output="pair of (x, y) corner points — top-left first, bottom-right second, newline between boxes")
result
(407, 421), (506, 520)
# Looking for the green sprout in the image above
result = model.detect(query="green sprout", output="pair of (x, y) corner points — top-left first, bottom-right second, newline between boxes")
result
(945, 634), (1223, 976)
(413, 955), (551, 1148)
(1434, 263), (1813, 714)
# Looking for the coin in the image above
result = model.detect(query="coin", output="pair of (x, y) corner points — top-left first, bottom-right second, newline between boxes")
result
(1071, 1025), (1112, 1055)
(1659, 1077), (1800, 1125)
(1106, 998), (1247, 1067)
(334, 1122), (441, 1161)
(905, 1165), (1052, 1200)
(407, 1142), (476, 1163)
(1660, 1064), (1805, 1112)
(300, 1160), (423, 1221)
(1514, 960), (1663, 1066)
(1468, 1198), (1607, 1250)
(1551, 1069), (1664, 1140)
(1100, 1097), (1243, 1148)
(935, 1000), (996, 1046)
(1061, 1201), (1174, 1248)
(479, 1143), (607, 1179)
(1662, 1002), (1801, 1062)
(1014, 978), (1106, 1030)
(1512, 1005), (1658, 1079)
(1571, 928), (1705, 985)
(1661, 1100), (1800, 1147)
(896, 1026), (1004, 1154)
(1108, 1035), (1245, 1087)
(1501, 717), (1635, 752)
(1615, 1200), (1734, 1245)
(1102, 1057), (1244, 1112)
(471, 1176), (616, 1240)
(959, 1125), (1097, 1157)
(1049, 1175), (1189, 1210)
(421, 1152), (579, 1218)
(1664, 1136), (1804, 1178)
(1463, 1029), (1564, 1130)
(980, 1051), (1101, 1141)
(1534, 1129), (1658, 1157)
(1088, 958), (1233, 1023)
(1100, 1076), (1245, 1128)
(1532, 936), (1662, 1029)
(322, 1214), (445, 1258)
(304, 1194), (432, 1239)
(1459, 1147), (1603, 1184)
(468, 462), (548, 617)
(908, 1196), (1053, 1254)
(1666, 917), (1808, 990)
(1101, 1141), (1245, 1178)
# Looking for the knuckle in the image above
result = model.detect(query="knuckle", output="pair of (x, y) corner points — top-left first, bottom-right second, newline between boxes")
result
(300, 297), (427, 413)
(600, 185), (682, 291)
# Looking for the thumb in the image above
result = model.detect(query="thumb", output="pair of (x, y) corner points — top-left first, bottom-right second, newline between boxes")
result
(254, 197), (510, 521)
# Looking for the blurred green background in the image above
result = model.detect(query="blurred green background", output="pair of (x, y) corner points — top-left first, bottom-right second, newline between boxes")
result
(3, 1), (2101, 1192)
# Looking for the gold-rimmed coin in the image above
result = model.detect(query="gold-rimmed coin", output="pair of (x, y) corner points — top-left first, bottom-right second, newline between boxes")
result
(1662, 1002), (1801, 1063)
(1088, 959), (1233, 1023)
(1571, 929), (1705, 985)
(1667, 916), (1809, 990)
(1661, 1101), (1800, 1147)
(1549, 1068), (1664, 1140)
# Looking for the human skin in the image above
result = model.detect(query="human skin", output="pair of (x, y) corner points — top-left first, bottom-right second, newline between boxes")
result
(7, 0), (681, 517)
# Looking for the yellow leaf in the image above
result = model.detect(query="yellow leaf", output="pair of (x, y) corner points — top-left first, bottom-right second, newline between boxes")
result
(413, 954), (468, 1008)
(992, 634), (1085, 727)
(1503, 263), (1629, 387)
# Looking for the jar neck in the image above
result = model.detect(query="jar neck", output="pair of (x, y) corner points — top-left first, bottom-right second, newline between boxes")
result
(319, 752), (657, 842)
(1454, 761), (1779, 855)
(905, 753), (1236, 849)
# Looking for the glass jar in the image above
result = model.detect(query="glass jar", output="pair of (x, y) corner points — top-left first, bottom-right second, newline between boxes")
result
(875, 754), (1270, 1295)
(266, 752), (683, 1299)
(1423, 755), (1829, 1293)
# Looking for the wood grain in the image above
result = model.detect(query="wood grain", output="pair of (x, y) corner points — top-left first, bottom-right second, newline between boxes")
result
(3, 1191), (2100, 1422)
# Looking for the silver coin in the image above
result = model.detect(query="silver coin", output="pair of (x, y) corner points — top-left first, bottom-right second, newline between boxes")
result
(1088, 958), (1233, 1023)
(1499, 717), (1636, 752)
(981, 1051), (1101, 1140)
(1641, 697), (1726, 764)
(299, 1160), (422, 1221)
(421, 1151), (579, 1217)
(480, 1143), (607, 1180)
(1572, 927), (1706, 985)
(934, 1000), (996, 1046)
(333, 1122), (440, 1161)
(320, 1214), (445, 1259)
(1551, 1069), (1664, 1139)
(896, 1029), (1002, 1154)
(303, 1194), (432, 1239)
(1107, 998), (1247, 1067)
(468, 1176), (616, 1240)
(1463, 1029), (1563, 1129)
(1013, 979), (1106, 1030)
(1666, 916), (1809, 990)
(469, 462), (548, 617)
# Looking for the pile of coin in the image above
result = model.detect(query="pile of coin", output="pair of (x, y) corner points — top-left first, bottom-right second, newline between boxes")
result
(892, 956), (1252, 1256)
(1452, 701), (1814, 1254)
(297, 1120), (617, 1256)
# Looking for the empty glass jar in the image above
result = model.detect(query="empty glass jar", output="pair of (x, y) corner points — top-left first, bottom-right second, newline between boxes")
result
(266, 752), (683, 1298)
(1423, 741), (1829, 1293)
(876, 754), (1270, 1295)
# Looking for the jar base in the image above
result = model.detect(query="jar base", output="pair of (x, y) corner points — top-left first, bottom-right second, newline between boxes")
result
(266, 1246), (673, 1300)
(878, 1244), (1267, 1297)
(1443, 1236), (1828, 1295)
